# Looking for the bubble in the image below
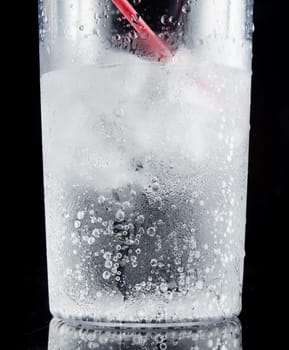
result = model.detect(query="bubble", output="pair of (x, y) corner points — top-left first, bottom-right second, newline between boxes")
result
(150, 259), (158, 267)
(207, 340), (213, 348)
(182, 4), (191, 13)
(152, 183), (160, 191)
(136, 214), (145, 224)
(128, 31), (138, 40)
(104, 260), (113, 268)
(79, 25), (84, 31)
(130, 189), (136, 197)
(113, 33), (121, 41)
(103, 251), (112, 260)
(161, 15), (168, 25)
(92, 228), (100, 238)
(136, 248), (141, 254)
(115, 276), (120, 281)
(160, 344), (167, 350)
(168, 16), (175, 24)
(87, 237), (95, 245)
(147, 227), (156, 237)
(160, 282), (168, 293)
(98, 195), (105, 204)
(74, 220), (81, 228)
(122, 201), (131, 210)
(102, 271), (111, 280)
(133, 0), (141, 4)
(115, 209), (125, 222)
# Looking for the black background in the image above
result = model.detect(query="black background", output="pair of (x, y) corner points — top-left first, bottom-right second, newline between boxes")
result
(22, 0), (288, 349)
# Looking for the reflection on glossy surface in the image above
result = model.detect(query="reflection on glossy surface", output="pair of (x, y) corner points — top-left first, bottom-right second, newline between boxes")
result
(48, 318), (242, 350)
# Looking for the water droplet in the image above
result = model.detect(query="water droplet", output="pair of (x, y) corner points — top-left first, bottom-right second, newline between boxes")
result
(133, 0), (141, 4)
(136, 248), (141, 254)
(204, 244), (209, 250)
(74, 220), (81, 228)
(196, 280), (203, 289)
(115, 209), (125, 222)
(79, 25), (84, 31)
(98, 195), (105, 204)
(150, 258), (158, 267)
(199, 200), (205, 206)
(102, 271), (111, 280)
(160, 344), (167, 350)
(147, 227), (156, 237)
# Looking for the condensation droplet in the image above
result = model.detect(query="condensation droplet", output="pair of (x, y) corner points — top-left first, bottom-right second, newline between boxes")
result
(150, 258), (158, 267)
(79, 25), (84, 31)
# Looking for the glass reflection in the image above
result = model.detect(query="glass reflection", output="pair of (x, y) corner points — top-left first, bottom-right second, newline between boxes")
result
(48, 318), (242, 350)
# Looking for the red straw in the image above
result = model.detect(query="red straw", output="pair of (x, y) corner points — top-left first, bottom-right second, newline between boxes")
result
(112, 0), (172, 61)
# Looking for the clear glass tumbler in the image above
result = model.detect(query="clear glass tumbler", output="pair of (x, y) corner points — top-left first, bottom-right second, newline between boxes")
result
(39, 0), (253, 325)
